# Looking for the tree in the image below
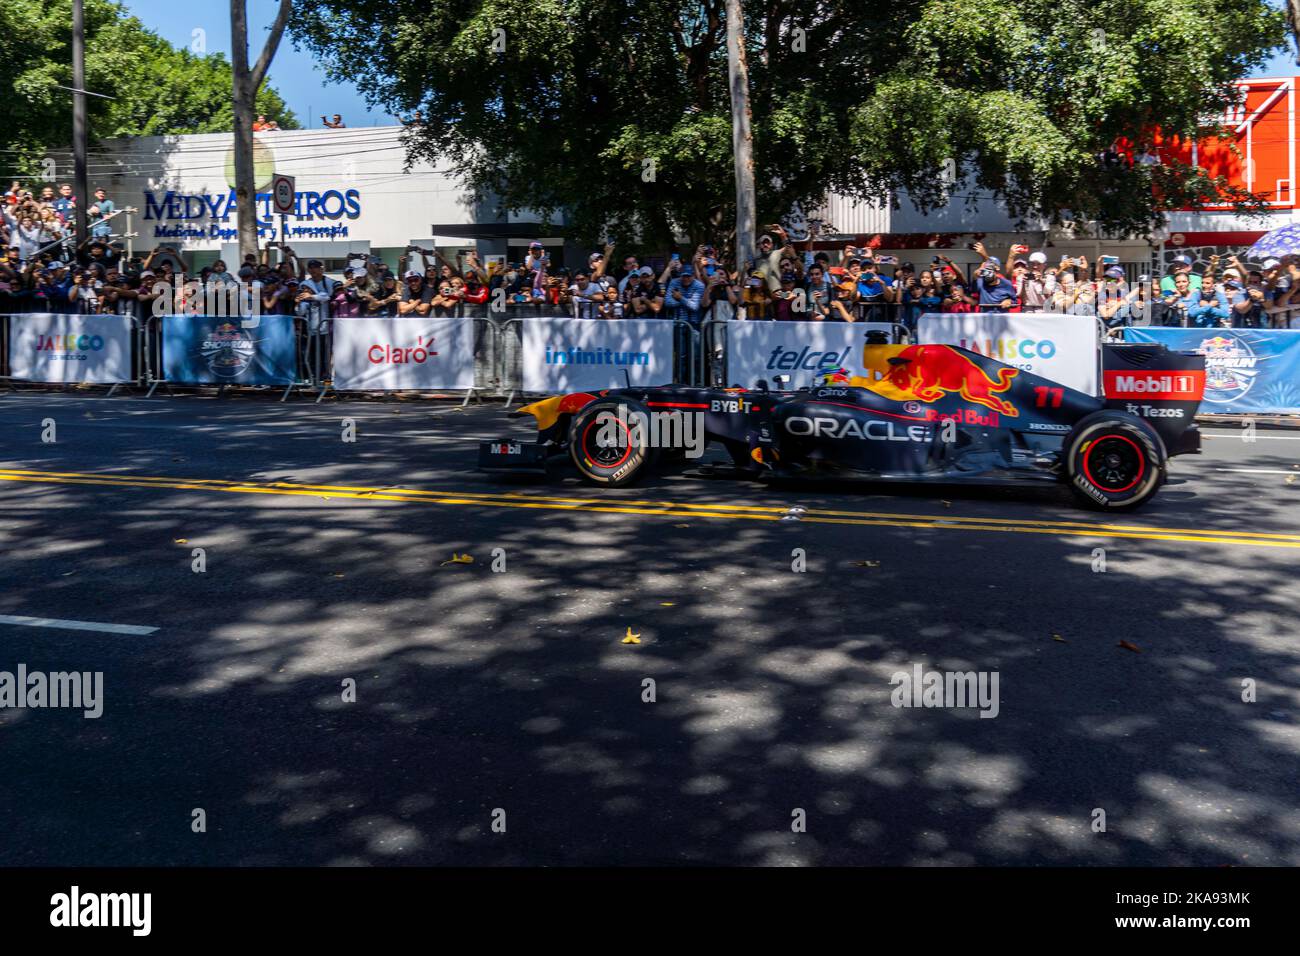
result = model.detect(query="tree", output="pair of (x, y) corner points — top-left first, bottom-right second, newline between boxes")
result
(231, 0), (293, 262)
(287, 0), (1286, 250)
(0, 0), (296, 177)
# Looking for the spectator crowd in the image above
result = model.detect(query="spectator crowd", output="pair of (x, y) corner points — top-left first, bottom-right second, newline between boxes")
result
(3, 179), (1296, 332)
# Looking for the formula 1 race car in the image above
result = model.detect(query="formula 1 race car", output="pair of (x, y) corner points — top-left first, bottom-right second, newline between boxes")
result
(479, 339), (1206, 510)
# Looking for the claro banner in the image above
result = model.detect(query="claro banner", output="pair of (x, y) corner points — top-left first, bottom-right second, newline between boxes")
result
(917, 313), (1099, 395)
(332, 317), (475, 391)
(520, 317), (673, 392)
(6, 313), (134, 384)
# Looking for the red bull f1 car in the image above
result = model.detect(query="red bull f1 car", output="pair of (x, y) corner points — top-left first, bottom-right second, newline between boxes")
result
(479, 340), (1206, 510)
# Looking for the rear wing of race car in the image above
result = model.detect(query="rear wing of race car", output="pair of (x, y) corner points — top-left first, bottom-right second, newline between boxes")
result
(1101, 343), (1205, 457)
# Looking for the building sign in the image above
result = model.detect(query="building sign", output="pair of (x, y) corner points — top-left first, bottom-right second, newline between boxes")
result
(143, 188), (362, 241)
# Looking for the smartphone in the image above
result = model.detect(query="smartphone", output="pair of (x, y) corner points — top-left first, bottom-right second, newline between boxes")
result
(1101, 255), (1119, 265)
(670, 253), (680, 262)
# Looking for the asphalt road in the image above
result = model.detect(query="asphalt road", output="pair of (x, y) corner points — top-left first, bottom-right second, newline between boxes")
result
(1, 389), (1298, 866)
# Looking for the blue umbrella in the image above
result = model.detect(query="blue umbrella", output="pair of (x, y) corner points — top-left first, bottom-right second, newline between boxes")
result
(1245, 222), (1300, 261)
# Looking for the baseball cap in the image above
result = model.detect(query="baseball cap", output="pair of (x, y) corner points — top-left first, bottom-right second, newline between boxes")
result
(637, 266), (653, 276)
(1172, 255), (1192, 266)
(404, 270), (422, 279)
(1221, 268), (1241, 279)
(139, 269), (155, 278)
(1028, 251), (1047, 264)
(306, 259), (323, 268)
(47, 260), (64, 269)
(1104, 266), (1124, 279)
(1263, 258), (1281, 270)
(1012, 258), (1028, 267)
(985, 256), (1002, 268)
(679, 265), (695, 276)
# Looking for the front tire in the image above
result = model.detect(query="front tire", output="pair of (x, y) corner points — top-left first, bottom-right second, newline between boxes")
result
(568, 398), (658, 486)
(1064, 411), (1165, 511)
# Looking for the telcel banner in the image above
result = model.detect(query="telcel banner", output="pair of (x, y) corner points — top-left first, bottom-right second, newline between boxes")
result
(520, 317), (673, 392)
(722, 320), (861, 389)
(162, 314), (297, 385)
(331, 317), (475, 391)
(6, 313), (134, 384)
(1121, 326), (1300, 414)
(917, 312), (1099, 395)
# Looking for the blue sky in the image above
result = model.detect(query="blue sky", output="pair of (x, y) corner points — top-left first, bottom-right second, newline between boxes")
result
(123, 0), (1298, 128)
(121, 0), (399, 127)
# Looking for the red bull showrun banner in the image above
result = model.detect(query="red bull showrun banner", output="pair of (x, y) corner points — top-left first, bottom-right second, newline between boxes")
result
(917, 313), (1099, 396)
(1121, 327), (1300, 414)
(331, 317), (475, 391)
(520, 317), (672, 393)
(5, 313), (134, 384)
(161, 314), (298, 385)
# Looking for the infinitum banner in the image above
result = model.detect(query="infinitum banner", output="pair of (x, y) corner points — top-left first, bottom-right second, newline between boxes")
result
(518, 317), (674, 392)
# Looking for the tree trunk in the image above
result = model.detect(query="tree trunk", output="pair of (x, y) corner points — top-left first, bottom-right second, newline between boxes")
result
(725, 0), (757, 273)
(230, 0), (292, 263)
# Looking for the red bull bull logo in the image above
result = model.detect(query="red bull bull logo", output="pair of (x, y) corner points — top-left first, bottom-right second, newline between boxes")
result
(885, 345), (1020, 416)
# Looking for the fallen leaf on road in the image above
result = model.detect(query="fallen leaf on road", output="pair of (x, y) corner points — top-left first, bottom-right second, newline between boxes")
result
(1287, 475), (1296, 485)
(660, 602), (676, 607)
(331, 572), (345, 578)
(621, 627), (641, 645)
(1052, 634), (1067, 643)
(941, 500), (952, 508)
(440, 553), (474, 566)
(173, 538), (187, 544)
(674, 523), (691, 528)
(851, 560), (881, 568)
(1118, 640), (1142, 654)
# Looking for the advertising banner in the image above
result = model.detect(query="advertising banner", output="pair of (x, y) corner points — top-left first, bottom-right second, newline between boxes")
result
(917, 313), (1099, 395)
(6, 313), (134, 384)
(721, 320), (862, 389)
(1121, 326), (1300, 414)
(520, 317), (674, 392)
(331, 317), (476, 391)
(161, 314), (297, 385)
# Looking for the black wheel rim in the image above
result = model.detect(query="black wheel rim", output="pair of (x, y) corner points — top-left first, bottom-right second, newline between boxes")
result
(1083, 434), (1144, 493)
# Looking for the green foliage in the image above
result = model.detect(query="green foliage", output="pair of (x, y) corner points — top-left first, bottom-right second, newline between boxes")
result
(0, 0), (297, 179)
(288, 0), (1285, 246)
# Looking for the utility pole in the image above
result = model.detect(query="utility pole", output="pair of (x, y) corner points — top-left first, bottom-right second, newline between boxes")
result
(230, 0), (292, 262)
(71, 0), (89, 243)
(725, 0), (757, 272)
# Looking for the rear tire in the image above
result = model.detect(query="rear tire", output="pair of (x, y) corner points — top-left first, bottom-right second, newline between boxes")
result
(1064, 411), (1165, 511)
(568, 398), (658, 486)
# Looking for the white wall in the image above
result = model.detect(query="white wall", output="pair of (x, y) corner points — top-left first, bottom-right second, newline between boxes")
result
(91, 126), (473, 252)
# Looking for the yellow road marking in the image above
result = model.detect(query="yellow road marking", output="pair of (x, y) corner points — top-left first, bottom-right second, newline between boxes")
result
(1, 467), (1297, 548)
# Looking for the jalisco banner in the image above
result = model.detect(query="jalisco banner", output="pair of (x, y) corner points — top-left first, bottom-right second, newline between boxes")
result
(519, 317), (673, 392)
(1120, 326), (1300, 414)
(5, 313), (134, 384)
(917, 312), (1099, 396)
(161, 314), (298, 385)
(331, 317), (475, 391)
